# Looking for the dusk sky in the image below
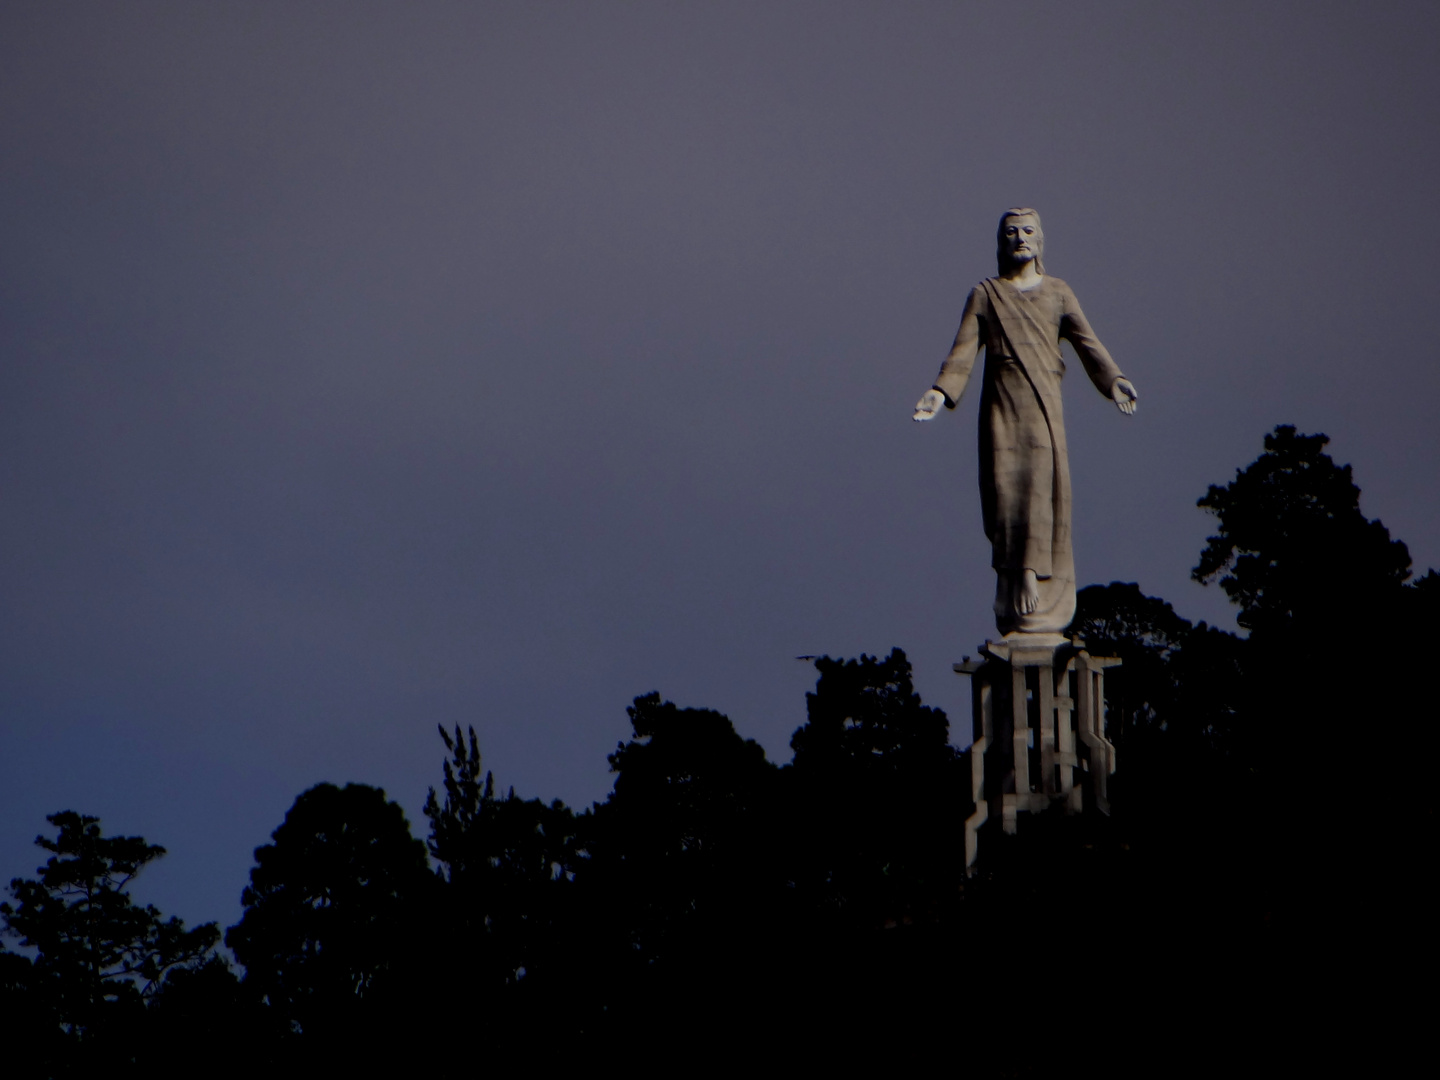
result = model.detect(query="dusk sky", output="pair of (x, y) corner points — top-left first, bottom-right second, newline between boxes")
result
(4, 1), (1438, 933)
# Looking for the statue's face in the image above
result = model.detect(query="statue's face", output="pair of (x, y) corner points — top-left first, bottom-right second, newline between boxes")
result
(1001, 215), (1041, 265)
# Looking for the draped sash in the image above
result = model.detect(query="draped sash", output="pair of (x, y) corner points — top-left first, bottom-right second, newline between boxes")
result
(978, 278), (1076, 633)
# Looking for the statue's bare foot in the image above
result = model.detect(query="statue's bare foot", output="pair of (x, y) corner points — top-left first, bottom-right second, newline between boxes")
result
(1016, 568), (1040, 615)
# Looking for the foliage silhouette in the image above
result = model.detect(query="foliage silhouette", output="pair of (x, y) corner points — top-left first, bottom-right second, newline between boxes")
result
(0, 813), (220, 1075)
(785, 648), (964, 928)
(792, 647), (953, 771)
(1194, 424), (1413, 636)
(1069, 582), (1247, 767)
(0, 942), (63, 1076)
(1, 814), (218, 1042)
(142, 955), (283, 1071)
(418, 725), (583, 1053)
(225, 782), (431, 1055)
(1192, 426), (1436, 954)
(576, 694), (780, 1024)
(598, 692), (775, 895)
(426, 725), (583, 916)
(6, 422), (1433, 1067)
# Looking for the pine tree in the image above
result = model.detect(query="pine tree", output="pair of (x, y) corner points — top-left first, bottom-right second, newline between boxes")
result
(1, 812), (219, 1048)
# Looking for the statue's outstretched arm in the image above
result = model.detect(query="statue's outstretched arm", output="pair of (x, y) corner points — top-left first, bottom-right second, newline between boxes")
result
(914, 289), (983, 422)
(1060, 284), (1136, 416)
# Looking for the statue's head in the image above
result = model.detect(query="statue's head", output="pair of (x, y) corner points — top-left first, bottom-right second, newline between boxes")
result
(996, 208), (1044, 276)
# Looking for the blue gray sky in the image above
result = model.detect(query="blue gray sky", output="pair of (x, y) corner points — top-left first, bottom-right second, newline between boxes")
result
(4, 1), (1437, 932)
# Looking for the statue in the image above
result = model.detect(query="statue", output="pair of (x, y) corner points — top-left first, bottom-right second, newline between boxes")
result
(913, 209), (1137, 636)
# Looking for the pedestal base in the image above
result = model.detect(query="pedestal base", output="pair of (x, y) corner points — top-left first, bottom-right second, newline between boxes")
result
(954, 634), (1120, 870)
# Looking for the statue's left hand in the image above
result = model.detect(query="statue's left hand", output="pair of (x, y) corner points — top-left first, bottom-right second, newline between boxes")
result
(913, 388), (945, 421)
(1111, 378), (1137, 415)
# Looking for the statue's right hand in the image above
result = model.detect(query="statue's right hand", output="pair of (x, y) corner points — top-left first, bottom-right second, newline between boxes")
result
(913, 388), (945, 421)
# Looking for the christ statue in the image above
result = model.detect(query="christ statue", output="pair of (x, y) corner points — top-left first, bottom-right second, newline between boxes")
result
(913, 208), (1138, 636)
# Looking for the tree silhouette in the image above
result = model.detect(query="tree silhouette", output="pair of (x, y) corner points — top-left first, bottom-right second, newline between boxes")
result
(791, 648), (953, 773)
(6, 423), (1430, 1066)
(1069, 582), (1246, 760)
(588, 694), (777, 970)
(786, 649), (963, 928)
(1, 939), (63, 1075)
(225, 783), (430, 1051)
(1064, 582), (1260, 949)
(421, 725), (582, 1047)
(1192, 426), (1431, 761)
(1192, 427), (1434, 950)
(142, 955), (282, 1071)
(603, 693), (775, 864)
(0, 812), (219, 1074)
(425, 726), (583, 918)
(1194, 425), (1412, 636)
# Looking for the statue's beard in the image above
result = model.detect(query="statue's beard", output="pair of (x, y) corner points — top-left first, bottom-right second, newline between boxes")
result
(1001, 251), (1043, 274)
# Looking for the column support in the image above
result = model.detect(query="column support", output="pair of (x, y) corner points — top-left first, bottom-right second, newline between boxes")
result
(955, 635), (1119, 871)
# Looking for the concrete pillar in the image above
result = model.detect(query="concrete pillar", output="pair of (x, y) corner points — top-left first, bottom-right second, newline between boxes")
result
(955, 634), (1120, 870)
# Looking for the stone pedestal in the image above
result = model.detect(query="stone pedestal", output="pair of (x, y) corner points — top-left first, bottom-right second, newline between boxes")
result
(954, 634), (1120, 870)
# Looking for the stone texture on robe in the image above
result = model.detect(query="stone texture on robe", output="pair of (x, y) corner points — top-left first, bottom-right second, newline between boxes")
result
(933, 276), (1124, 634)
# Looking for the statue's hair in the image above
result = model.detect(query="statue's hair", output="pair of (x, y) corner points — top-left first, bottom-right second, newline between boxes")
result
(996, 207), (1044, 276)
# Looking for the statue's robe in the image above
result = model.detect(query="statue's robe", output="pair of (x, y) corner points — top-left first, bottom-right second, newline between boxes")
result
(933, 276), (1125, 634)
